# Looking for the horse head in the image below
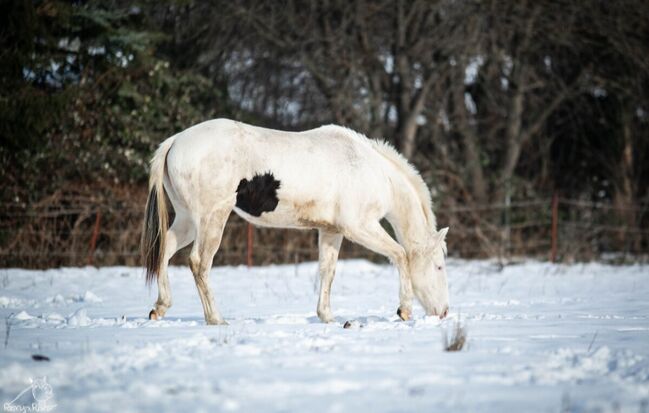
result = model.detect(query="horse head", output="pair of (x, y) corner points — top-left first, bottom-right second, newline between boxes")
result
(410, 227), (450, 318)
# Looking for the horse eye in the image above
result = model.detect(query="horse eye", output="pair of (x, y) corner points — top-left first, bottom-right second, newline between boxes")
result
(437, 266), (443, 271)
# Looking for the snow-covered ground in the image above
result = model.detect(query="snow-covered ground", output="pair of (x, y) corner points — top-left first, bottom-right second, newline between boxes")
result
(0, 259), (648, 412)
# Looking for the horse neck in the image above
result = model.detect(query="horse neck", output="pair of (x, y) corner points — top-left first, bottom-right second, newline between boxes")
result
(386, 179), (432, 253)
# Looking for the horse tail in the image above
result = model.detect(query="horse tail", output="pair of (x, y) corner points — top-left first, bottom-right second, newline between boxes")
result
(141, 136), (176, 285)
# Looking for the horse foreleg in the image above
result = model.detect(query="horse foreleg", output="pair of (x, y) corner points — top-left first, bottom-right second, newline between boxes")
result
(189, 207), (231, 325)
(316, 230), (343, 323)
(346, 221), (414, 321)
(150, 216), (194, 320)
(396, 272), (415, 321)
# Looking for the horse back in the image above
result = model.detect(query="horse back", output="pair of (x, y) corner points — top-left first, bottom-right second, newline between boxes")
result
(165, 119), (394, 231)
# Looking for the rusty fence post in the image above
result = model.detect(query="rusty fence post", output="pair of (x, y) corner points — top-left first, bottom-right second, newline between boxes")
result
(88, 211), (102, 266)
(550, 193), (559, 263)
(247, 223), (254, 268)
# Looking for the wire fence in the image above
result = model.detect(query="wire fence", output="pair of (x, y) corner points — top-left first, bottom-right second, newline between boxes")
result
(0, 193), (647, 269)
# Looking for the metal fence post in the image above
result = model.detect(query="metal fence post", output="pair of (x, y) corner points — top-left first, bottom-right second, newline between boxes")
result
(87, 211), (102, 266)
(550, 193), (559, 262)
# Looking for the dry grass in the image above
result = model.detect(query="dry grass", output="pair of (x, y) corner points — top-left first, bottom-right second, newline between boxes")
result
(443, 319), (467, 352)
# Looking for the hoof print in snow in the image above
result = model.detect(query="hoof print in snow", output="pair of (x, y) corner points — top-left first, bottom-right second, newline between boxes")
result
(32, 354), (50, 362)
(343, 320), (352, 329)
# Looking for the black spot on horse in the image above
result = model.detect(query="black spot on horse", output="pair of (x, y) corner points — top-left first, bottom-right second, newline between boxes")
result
(236, 172), (281, 217)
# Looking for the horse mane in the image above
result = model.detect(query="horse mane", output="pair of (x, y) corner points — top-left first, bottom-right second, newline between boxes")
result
(369, 139), (437, 230)
(324, 125), (437, 230)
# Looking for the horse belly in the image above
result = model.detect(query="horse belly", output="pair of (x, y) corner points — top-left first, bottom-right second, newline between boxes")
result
(233, 169), (341, 232)
(234, 195), (341, 233)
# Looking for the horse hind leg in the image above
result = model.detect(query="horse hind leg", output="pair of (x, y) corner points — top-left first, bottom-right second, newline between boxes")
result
(188, 204), (232, 325)
(150, 215), (194, 320)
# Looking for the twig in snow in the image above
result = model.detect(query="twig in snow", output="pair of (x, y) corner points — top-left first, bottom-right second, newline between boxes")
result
(587, 330), (598, 353)
(5, 313), (14, 349)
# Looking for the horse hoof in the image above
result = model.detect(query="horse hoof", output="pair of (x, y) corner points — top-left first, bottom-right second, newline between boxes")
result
(397, 307), (412, 321)
(148, 309), (158, 320)
(206, 319), (228, 326)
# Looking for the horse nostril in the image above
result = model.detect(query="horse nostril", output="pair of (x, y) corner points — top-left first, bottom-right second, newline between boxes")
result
(440, 307), (449, 319)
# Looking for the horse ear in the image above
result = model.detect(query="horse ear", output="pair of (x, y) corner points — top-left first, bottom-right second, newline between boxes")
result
(435, 227), (449, 256)
(427, 227), (449, 254)
(437, 227), (449, 241)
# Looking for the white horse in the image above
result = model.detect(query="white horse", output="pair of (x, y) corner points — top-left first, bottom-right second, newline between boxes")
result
(141, 118), (449, 325)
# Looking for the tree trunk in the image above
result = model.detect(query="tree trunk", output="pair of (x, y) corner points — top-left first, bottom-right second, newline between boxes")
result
(453, 64), (487, 203)
(399, 116), (418, 159)
(614, 104), (637, 252)
(495, 72), (525, 204)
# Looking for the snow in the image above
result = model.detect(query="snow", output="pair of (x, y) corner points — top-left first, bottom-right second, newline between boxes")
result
(0, 259), (648, 412)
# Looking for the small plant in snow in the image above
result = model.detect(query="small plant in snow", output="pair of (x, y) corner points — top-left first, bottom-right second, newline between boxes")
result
(442, 318), (467, 352)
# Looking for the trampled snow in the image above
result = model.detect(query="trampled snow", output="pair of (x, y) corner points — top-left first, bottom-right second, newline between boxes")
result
(0, 259), (648, 412)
